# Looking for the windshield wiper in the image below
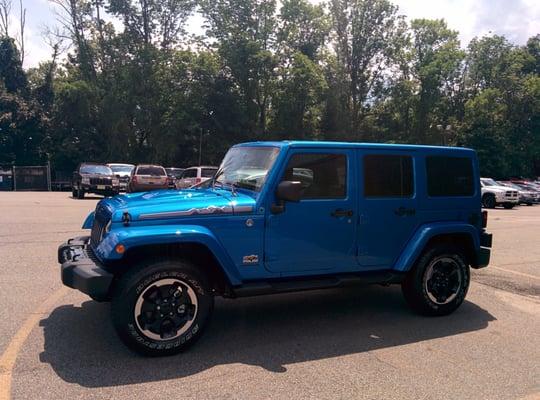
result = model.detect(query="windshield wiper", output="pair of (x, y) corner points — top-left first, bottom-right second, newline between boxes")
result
(213, 180), (237, 196)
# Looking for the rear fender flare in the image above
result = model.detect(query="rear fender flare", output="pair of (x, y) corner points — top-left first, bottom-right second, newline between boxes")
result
(394, 222), (480, 272)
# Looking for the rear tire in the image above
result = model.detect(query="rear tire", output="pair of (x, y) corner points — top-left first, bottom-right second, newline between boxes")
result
(111, 259), (214, 356)
(401, 244), (470, 316)
(482, 193), (496, 209)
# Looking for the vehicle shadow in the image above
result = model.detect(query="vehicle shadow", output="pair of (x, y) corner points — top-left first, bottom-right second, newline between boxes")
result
(39, 285), (495, 388)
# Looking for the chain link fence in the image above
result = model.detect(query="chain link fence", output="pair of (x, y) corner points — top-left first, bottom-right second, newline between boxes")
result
(12, 164), (51, 191)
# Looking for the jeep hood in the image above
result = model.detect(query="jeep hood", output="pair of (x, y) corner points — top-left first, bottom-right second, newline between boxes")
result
(101, 188), (255, 222)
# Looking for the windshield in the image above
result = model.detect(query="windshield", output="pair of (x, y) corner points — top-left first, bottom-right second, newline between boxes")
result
(207, 146), (280, 192)
(110, 165), (134, 173)
(481, 178), (498, 186)
(166, 168), (184, 178)
(80, 164), (113, 175)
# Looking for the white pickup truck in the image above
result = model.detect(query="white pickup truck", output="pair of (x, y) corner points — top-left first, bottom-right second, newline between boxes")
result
(480, 178), (519, 209)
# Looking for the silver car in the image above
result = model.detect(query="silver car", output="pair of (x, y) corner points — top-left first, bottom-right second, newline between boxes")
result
(175, 166), (218, 189)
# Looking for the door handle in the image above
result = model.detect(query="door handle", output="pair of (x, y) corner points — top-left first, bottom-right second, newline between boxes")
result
(394, 206), (416, 217)
(331, 209), (354, 217)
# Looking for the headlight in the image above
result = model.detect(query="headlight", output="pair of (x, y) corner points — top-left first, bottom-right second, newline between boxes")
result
(112, 178), (119, 185)
(81, 177), (90, 184)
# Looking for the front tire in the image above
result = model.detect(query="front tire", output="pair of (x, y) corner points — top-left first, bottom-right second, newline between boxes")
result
(75, 186), (85, 199)
(503, 203), (515, 209)
(401, 244), (470, 316)
(111, 260), (214, 356)
(482, 193), (496, 209)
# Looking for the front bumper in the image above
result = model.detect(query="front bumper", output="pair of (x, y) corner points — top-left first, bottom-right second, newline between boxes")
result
(58, 236), (113, 301)
(81, 184), (119, 194)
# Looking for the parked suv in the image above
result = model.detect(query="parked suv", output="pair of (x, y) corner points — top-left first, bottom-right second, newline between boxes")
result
(165, 167), (185, 189)
(175, 166), (217, 188)
(127, 164), (169, 193)
(480, 178), (519, 209)
(497, 181), (538, 205)
(107, 163), (134, 191)
(72, 163), (119, 199)
(59, 141), (492, 356)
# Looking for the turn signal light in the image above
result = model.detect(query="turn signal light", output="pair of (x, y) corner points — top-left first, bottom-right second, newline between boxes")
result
(115, 244), (126, 254)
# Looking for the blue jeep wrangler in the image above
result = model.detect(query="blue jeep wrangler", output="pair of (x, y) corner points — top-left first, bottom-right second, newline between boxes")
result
(58, 141), (492, 356)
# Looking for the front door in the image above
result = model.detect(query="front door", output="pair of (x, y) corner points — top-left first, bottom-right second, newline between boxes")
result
(357, 151), (419, 268)
(265, 149), (358, 275)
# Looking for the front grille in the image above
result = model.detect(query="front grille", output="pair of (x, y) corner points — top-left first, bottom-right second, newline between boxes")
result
(90, 203), (111, 247)
(90, 177), (112, 185)
(505, 191), (518, 198)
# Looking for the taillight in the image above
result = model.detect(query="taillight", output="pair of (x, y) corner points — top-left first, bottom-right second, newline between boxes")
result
(195, 178), (201, 184)
(482, 210), (488, 228)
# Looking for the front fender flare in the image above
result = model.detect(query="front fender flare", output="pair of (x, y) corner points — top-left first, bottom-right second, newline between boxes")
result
(393, 222), (480, 272)
(96, 224), (242, 285)
(82, 212), (95, 229)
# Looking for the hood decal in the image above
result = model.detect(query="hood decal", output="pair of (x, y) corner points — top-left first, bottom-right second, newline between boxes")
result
(138, 204), (244, 220)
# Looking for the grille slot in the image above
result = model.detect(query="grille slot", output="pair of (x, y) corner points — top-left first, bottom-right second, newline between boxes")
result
(90, 203), (111, 247)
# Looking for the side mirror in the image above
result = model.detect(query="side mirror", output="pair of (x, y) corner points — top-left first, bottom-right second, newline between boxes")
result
(276, 180), (303, 202)
(271, 181), (303, 214)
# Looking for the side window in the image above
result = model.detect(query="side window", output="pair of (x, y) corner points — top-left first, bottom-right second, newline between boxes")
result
(282, 153), (347, 199)
(426, 156), (474, 197)
(364, 155), (413, 197)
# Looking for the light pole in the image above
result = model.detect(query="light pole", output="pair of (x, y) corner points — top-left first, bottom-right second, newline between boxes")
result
(198, 128), (203, 166)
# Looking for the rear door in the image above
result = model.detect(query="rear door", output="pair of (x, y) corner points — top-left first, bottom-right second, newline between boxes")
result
(357, 151), (419, 269)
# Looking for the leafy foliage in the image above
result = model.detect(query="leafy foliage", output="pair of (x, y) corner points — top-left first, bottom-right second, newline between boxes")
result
(0, 0), (538, 177)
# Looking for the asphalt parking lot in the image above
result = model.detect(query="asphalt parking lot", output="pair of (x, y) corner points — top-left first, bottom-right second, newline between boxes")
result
(0, 192), (538, 400)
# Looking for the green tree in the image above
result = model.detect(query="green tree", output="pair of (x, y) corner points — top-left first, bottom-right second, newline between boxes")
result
(329, 0), (406, 136)
(409, 19), (464, 143)
(200, 0), (278, 135)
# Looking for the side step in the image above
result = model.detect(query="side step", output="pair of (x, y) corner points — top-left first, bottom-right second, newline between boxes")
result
(231, 271), (404, 298)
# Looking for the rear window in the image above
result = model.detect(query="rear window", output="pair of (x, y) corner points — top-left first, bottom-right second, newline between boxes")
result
(136, 166), (166, 176)
(201, 168), (217, 178)
(426, 156), (474, 197)
(364, 155), (413, 197)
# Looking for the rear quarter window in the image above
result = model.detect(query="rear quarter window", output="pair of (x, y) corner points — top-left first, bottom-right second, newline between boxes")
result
(426, 156), (474, 197)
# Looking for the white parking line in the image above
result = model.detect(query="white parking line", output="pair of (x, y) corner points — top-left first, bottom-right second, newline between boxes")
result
(490, 266), (540, 281)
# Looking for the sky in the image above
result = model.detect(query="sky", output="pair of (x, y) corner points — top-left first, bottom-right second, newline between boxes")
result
(7, 0), (540, 69)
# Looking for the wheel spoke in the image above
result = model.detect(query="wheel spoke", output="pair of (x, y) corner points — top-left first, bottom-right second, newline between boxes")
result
(134, 278), (200, 342)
